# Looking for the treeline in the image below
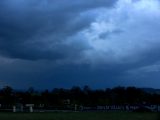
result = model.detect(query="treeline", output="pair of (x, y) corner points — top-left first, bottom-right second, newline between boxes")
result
(0, 86), (160, 107)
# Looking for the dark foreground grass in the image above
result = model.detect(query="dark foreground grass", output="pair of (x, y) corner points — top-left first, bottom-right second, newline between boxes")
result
(0, 112), (160, 120)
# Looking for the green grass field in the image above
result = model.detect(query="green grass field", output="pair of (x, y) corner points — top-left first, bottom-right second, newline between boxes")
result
(0, 112), (159, 120)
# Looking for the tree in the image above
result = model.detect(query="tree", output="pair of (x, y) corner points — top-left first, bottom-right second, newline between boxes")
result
(0, 86), (15, 105)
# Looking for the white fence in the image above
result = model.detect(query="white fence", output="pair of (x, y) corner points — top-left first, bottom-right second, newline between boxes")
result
(0, 104), (160, 112)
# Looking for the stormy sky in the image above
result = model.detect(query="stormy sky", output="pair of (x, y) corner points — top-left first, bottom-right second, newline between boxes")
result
(0, 0), (160, 89)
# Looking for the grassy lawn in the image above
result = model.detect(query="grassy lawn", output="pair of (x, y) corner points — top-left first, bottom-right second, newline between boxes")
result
(0, 112), (159, 120)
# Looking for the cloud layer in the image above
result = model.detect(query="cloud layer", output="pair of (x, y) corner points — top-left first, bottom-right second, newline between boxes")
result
(0, 0), (160, 89)
(0, 0), (116, 61)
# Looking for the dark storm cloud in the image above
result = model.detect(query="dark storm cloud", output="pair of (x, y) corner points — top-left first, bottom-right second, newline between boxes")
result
(1, 0), (160, 89)
(0, 0), (117, 60)
(0, 58), (126, 89)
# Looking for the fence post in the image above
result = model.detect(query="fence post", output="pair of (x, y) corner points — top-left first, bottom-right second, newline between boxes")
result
(13, 106), (16, 112)
(75, 104), (77, 111)
(29, 106), (33, 112)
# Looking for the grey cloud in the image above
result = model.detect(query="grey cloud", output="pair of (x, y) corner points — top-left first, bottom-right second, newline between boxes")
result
(0, 57), (126, 89)
(1, 0), (160, 89)
(0, 0), (117, 60)
(99, 29), (123, 39)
